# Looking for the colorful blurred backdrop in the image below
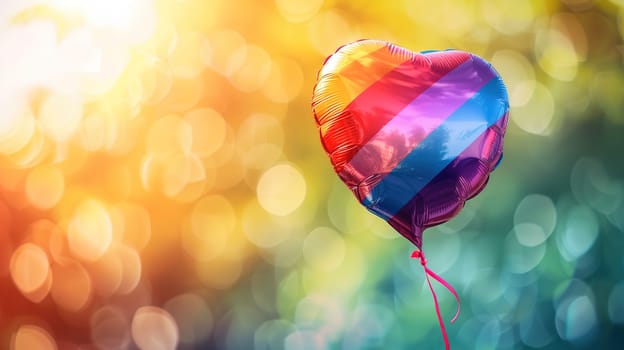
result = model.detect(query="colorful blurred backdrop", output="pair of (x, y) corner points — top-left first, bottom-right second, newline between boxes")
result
(0, 0), (623, 349)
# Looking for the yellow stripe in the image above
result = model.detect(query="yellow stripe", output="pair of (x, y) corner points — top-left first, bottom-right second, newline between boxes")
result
(319, 40), (386, 76)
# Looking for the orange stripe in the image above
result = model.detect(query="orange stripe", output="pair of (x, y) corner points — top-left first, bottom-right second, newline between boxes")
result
(313, 41), (410, 126)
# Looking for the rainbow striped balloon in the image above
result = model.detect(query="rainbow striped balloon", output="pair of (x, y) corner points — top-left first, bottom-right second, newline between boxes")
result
(312, 40), (509, 248)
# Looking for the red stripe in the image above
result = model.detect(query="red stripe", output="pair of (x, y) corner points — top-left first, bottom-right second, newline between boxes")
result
(315, 45), (408, 126)
(344, 51), (471, 156)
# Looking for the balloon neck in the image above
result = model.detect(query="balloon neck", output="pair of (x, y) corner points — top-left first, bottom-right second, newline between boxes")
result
(410, 224), (424, 249)
(411, 249), (461, 350)
(410, 249), (427, 265)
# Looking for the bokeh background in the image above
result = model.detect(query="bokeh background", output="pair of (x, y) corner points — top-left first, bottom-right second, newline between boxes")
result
(0, 0), (623, 349)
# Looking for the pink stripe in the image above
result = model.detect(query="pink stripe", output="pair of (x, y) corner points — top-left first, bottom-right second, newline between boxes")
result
(339, 57), (496, 185)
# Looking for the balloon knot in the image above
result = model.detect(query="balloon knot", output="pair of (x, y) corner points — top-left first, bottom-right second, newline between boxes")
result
(411, 250), (427, 266)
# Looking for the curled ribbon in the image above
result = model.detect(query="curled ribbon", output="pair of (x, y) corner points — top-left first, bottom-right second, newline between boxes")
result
(411, 250), (461, 350)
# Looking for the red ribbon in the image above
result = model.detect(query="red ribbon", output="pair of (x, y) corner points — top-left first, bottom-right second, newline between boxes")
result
(411, 250), (461, 350)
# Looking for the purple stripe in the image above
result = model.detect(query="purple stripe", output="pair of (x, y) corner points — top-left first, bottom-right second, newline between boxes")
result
(343, 57), (496, 183)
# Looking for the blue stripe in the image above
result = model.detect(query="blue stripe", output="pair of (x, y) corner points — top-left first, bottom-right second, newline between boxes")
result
(361, 77), (508, 220)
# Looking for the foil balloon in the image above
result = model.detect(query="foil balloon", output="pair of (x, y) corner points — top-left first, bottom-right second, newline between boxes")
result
(311, 40), (509, 349)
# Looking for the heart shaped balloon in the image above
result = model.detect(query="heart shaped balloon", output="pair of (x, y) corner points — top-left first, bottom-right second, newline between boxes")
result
(312, 40), (509, 248)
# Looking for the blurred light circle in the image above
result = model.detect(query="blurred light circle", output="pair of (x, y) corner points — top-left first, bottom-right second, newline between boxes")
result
(570, 157), (622, 215)
(439, 205), (476, 234)
(141, 151), (207, 200)
(90, 305), (131, 350)
(294, 294), (344, 340)
(557, 205), (598, 260)
(514, 194), (557, 238)
(344, 303), (395, 348)
(251, 268), (277, 313)
(85, 250), (123, 298)
(237, 113), (284, 145)
(164, 293), (213, 345)
(185, 108), (226, 158)
(211, 156), (245, 190)
(242, 199), (290, 248)
(535, 28), (579, 81)
(510, 81), (555, 135)
(197, 258), (243, 290)
(182, 195), (234, 261)
(0, 98), (36, 155)
(459, 317), (509, 349)
(80, 35), (132, 97)
(200, 29), (247, 75)
(242, 143), (284, 171)
(490, 50), (535, 108)
(570, 157), (604, 202)
(10, 243), (50, 295)
(228, 44), (272, 92)
(404, 0), (476, 38)
(284, 330), (326, 350)
(138, 57), (174, 105)
(131, 306), (179, 350)
(425, 229), (461, 273)
(169, 31), (205, 79)
(262, 57), (304, 103)
(202, 123), (236, 166)
(505, 229), (546, 274)
(510, 80), (536, 108)
(275, 0), (324, 23)
(115, 203), (152, 252)
(67, 199), (113, 262)
(11, 325), (56, 350)
(608, 281), (624, 324)
(161, 152), (206, 200)
(50, 260), (93, 312)
(266, 236), (304, 268)
(519, 307), (554, 348)
(303, 227), (345, 271)
(308, 10), (354, 55)
(160, 77), (204, 112)
(25, 165), (65, 210)
(482, 0), (535, 34)
(302, 243), (366, 296)
(475, 318), (501, 350)
(79, 111), (117, 152)
(23, 270), (52, 303)
(254, 319), (296, 350)
(24, 220), (58, 251)
(146, 114), (192, 155)
(257, 164), (306, 216)
(555, 295), (597, 342)
(116, 245), (142, 295)
(39, 93), (83, 142)
(513, 223), (546, 247)
(552, 13), (587, 60)
(237, 113), (284, 170)
(8, 122), (46, 168)
(107, 207), (125, 243)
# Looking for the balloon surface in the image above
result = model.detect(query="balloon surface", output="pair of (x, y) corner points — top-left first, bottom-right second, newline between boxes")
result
(312, 40), (509, 248)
